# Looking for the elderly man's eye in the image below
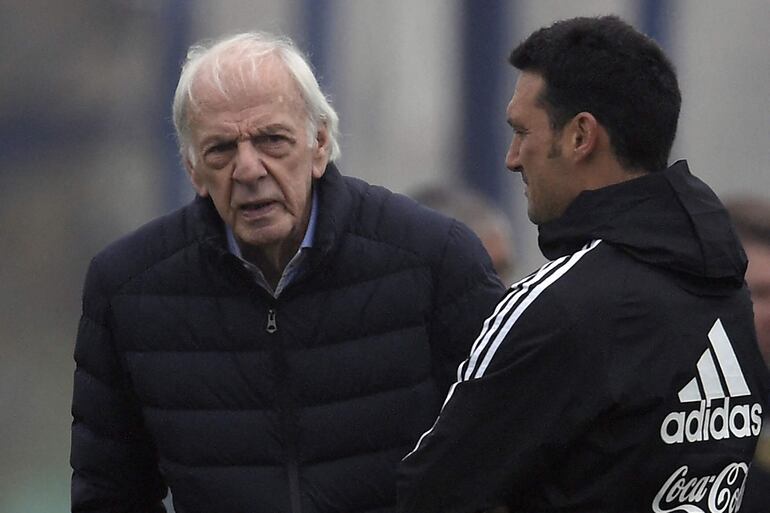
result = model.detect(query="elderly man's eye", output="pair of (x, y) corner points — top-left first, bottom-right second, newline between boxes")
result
(256, 134), (294, 156)
(201, 141), (236, 168)
(259, 134), (289, 146)
(206, 142), (235, 155)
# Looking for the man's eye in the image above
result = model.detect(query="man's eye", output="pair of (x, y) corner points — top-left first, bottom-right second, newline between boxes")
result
(202, 142), (235, 168)
(256, 134), (293, 155)
(205, 142), (235, 156)
(260, 134), (288, 145)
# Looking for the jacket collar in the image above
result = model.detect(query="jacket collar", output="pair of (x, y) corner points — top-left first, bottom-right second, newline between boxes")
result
(305, 162), (353, 267)
(538, 160), (747, 286)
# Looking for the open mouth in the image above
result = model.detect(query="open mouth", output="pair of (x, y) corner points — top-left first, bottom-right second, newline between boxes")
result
(243, 200), (273, 210)
(239, 200), (277, 218)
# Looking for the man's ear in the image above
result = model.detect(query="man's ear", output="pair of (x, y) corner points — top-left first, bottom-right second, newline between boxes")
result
(184, 157), (209, 197)
(569, 112), (599, 162)
(311, 125), (331, 179)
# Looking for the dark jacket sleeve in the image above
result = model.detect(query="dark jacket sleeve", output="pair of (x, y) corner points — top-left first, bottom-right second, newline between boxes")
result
(71, 257), (167, 513)
(428, 220), (506, 393)
(398, 281), (609, 513)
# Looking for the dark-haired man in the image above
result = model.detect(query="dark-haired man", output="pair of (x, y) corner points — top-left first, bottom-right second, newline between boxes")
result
(398, 16), (769, 513)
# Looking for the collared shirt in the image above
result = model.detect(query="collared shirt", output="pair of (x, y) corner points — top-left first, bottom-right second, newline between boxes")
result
(226, 189), (318, 297)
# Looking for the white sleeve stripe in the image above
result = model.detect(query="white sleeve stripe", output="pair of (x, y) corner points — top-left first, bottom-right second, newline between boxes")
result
(471, 239), (601, 379)
(463, 240), (601, 380)
(403, 380), (460, 460)
(459, 258), (565, 381)
(407, 260), (567, 460)
(468, 258), (562, 355)
(405, 240), (602, 459)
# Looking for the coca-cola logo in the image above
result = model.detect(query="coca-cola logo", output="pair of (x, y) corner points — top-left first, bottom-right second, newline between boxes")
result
(652, 463), (748, 513)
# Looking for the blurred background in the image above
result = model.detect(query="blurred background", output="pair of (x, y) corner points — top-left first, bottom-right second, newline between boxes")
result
(1, 0), (769, 510)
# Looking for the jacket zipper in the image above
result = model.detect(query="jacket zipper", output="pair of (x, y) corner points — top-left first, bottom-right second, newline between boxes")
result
(266, 305), (300, 513)
(266, 308), (278, 333)
(287, 442), (302, 513)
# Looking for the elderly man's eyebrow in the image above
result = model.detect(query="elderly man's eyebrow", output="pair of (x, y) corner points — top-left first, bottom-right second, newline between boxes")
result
(200, 124), (295, 147)
(256, 123), (293, 133)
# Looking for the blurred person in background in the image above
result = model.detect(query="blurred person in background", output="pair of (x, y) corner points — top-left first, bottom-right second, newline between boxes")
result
(411, 184), (516, 284)
(70, 32), (504, 513)
(398, 15), (770, 513)
(724, 197), (770, 512)
(725, 198), (770, 368)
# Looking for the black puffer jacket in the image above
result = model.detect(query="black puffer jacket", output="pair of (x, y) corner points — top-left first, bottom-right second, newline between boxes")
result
(71, 164), (504, 513)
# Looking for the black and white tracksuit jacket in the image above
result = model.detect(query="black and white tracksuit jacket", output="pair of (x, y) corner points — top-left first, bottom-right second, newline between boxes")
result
(398, 161), (770, 513)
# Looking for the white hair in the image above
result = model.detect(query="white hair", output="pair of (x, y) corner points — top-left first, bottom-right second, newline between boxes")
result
(172, 32), (341, 164)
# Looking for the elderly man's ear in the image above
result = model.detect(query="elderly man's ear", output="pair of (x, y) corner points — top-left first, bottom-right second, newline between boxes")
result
(312, 125), (331, 179)
(183, 157), (209, 197)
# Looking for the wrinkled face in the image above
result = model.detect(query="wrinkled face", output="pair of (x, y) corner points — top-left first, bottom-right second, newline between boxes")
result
(744, 241), (770, 367)
(505, 72), (575, 225)
(185, 56), (329, 260)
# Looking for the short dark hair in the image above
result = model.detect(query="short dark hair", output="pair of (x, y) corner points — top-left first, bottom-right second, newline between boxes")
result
(509, 15), (681, 173)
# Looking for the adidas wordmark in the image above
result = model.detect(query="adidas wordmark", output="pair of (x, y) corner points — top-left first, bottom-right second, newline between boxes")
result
(660, 319), (763, 445)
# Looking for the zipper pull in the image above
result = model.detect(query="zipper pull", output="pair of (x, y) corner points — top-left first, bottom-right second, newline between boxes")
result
(266, 309), (278, 334)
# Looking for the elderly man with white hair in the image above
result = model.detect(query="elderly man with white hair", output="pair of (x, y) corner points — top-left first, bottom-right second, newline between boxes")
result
(70, 32), (504, 513)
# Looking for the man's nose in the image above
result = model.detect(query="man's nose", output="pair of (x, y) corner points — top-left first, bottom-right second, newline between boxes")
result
(232, 141), (267, 182)
(505, 140), (522, 173)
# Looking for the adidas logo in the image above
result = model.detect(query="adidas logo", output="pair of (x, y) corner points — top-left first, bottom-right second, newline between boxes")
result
(660, 319), (763, 445)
